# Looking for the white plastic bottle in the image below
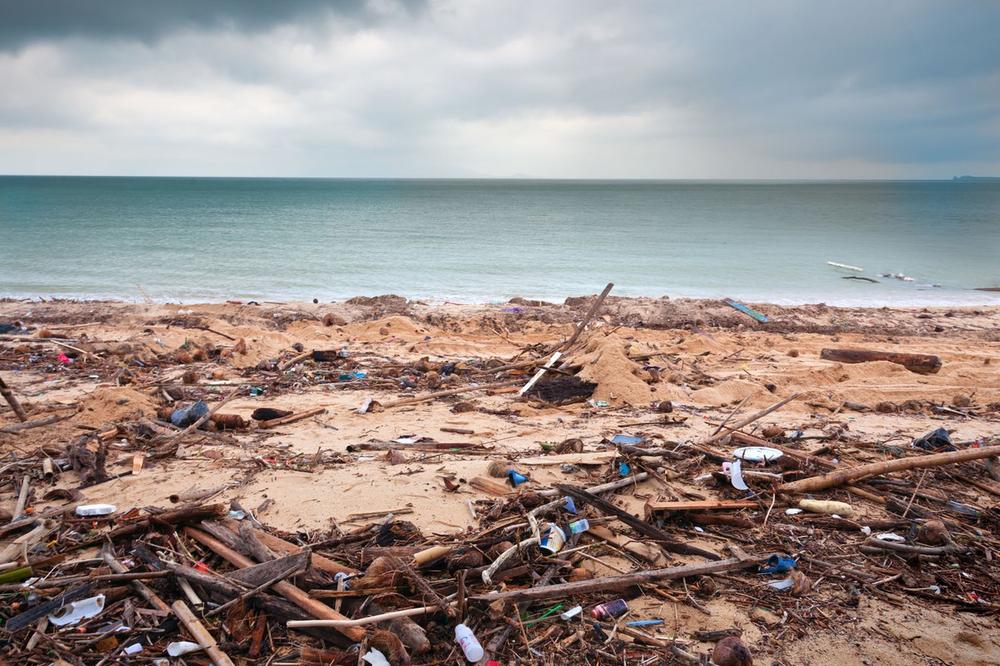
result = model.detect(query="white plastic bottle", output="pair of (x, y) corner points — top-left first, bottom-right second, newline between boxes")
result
(454, 623), (484, 662)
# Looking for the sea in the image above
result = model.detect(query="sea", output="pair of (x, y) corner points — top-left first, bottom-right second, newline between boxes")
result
(2, 176), (999, 306)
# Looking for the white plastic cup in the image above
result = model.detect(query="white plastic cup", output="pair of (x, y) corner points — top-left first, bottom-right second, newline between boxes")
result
(455, 623), (484, 662)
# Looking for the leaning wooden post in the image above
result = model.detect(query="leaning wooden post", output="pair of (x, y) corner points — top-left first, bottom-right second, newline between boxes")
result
(0, 374), (28, 422)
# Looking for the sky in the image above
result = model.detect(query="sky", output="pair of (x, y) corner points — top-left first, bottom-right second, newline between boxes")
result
(0, 0), (998, 179)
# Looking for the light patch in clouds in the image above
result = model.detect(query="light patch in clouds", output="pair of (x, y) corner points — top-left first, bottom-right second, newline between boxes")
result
(0, 0), (998, 178)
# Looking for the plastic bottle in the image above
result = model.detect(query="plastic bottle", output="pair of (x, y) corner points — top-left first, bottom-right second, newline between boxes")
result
(567, 519), (590, 535)
(454, 623), (484, 662)
(591, 599), (629, 620)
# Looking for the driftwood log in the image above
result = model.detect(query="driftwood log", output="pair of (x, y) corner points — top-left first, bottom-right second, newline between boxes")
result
(820, 348), (941, 374)
(779, 445), (1000, 494)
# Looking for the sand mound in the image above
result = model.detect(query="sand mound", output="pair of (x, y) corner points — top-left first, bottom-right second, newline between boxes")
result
(75, 387), (157, 427)
(576, 334), (654, 406)
(351, 315), (431, 340)
(690, 379), (762, 406)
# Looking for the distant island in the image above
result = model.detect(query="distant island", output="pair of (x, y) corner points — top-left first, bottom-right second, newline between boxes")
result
(953, 175), (1000, 182)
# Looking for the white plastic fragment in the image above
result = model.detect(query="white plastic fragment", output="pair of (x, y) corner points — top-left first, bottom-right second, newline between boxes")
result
(876, 532), (906, 542)
(48, 594), (105, 626)
(75, 504), (116, 517)
(785, 508), (803, 515)
(362, 648), (391, 666)
(768, 577), (795, 590)
(167, 641), (203, 657)
(123, 643), (143, 655)
(730, 459), (749, 491)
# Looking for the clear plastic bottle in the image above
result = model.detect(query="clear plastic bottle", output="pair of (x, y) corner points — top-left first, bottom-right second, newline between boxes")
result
(454, 623), (484, 662)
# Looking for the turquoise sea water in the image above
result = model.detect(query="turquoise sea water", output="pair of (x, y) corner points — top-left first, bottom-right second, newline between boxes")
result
(1, 177), (998, 306)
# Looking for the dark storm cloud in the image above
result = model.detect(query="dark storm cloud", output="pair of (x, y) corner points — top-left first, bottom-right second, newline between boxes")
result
(0, 0), (424, 49)
(0, 0), (997, 177)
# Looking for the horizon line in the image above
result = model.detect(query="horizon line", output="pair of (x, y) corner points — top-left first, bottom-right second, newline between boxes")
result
(0, 174), (990, 182)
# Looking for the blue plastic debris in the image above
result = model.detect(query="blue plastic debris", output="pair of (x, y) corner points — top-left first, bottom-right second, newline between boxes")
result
(506, 470), (530, 487)
(610, 434), (643, 445)
(563, 496), (577, 514)
(626, 619), (664, 628)
(759, 554), (797, 575)
(170, 400), (209, 428)
(618, 461), (632, 477)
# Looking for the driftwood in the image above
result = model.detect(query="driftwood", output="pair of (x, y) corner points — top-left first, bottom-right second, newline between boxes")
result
(779, 445), (1000, 494)
(1, 413), (73, 434)
(645, 499), (757, 514)
(556, 484), (721, 560)
(184, 527), (365, 642)
(469, 556), (757, 604)
(258, 407), (327, 429)
(0, 374), (28, 422)
(101, 546), (171, 613)
(69, 503), (227, 551)
(820, 348), (941, 374)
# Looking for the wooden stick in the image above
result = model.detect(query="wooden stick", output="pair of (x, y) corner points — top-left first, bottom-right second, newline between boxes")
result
(779, 445), (1000, 494)
(101, 547), (171, 613)
(288, 603), (450, 629)
(861, 537), (960, 556)
(556, 484), (720, 560)
(171, 600), (236, 666)
(468, 556), (757, 604)
(0, 374), (28, 422)
(184, 527), (365, 641)
(553, 282), (614, 352)
(206, 556), (306, 618)
(699, 392), (801, 446)
(278, 351), (312, 372)
(258, 406), (327, 429)
(380, 380), (521, 409)
(820, 348), (941, 374)
(1, 413), (73, 434)
(645, 499), (757, 513)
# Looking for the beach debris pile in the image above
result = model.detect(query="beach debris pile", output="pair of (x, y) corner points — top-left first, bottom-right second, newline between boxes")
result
(2, 287), (1000, 664)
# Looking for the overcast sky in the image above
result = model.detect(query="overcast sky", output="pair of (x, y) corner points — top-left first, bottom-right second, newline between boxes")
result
(1, 0), (998, 178)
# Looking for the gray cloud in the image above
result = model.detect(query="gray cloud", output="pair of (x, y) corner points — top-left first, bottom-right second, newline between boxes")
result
(0, 0), (423, 49)
(0, 0), (997, 178)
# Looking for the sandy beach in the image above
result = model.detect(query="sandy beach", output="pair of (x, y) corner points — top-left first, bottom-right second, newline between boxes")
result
(2, 293), (999, 664)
